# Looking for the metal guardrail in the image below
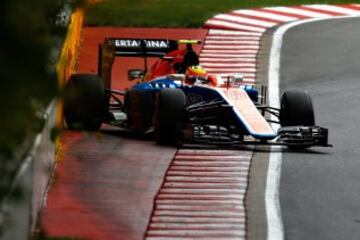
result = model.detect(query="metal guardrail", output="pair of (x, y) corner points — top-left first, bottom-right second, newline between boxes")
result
(0, 101), (57, 239)
(0, 5), (85, 239)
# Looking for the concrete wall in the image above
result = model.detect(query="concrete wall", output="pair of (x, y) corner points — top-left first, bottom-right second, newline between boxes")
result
(31, 101), (58, 233)
(0, 101), (57, 239)
(0, 6), (84, 239)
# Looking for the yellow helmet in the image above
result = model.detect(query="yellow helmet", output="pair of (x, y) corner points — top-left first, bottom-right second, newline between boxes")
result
(186, 65), (207, 77)
(185, 65), (207, 85)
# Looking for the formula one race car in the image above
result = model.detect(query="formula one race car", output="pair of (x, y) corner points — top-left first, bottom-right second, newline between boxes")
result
(63, 38), (330, 148)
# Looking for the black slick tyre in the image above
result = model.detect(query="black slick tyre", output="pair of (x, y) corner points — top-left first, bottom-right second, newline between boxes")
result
(155, 88), (186, 145)
(280, 90), (315, 127)
(63, 74), (106, 131)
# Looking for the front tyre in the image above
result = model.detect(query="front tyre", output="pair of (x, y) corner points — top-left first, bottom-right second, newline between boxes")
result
(63, 74), (106, 131)
(154, 88), (186, 145)
(280, 90), (315, 127)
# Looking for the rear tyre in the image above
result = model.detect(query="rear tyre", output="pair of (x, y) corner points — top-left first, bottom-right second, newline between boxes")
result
(280, 90), (315, 127)
(63, 74), (106, 131)
(155, 88), (186, 145)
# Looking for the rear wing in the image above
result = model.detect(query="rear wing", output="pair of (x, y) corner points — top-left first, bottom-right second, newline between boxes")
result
(98, 38), (201, 89)
(101, 38), (180, 57)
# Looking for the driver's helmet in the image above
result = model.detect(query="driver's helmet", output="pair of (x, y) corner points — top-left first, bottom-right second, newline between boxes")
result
(185, 65), (207, 84)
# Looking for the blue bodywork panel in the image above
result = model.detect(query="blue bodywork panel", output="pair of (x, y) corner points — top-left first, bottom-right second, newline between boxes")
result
(132, 77), (180, 90)
(131, 76), (276, 140)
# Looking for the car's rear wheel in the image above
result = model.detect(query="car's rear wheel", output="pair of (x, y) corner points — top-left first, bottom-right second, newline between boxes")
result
(280, 90), (315, 127)
(155, 88), (186, 145)
(63, 74), (106, 131)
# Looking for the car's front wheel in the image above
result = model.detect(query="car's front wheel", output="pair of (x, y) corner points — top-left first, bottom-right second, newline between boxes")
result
(280, 90), (315, 127)
(154, 88), (186, 145)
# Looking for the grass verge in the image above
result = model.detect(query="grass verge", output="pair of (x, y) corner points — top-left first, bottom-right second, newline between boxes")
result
(85, 0), (356, 27)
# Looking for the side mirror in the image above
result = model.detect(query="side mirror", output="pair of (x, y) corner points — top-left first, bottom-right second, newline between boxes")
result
(227, 74), (244, 88)
(128, 69), (144, 81)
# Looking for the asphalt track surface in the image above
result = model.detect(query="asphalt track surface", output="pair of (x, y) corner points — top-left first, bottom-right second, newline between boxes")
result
(41, 28), (207, 240)
(279, 18), (360, 240)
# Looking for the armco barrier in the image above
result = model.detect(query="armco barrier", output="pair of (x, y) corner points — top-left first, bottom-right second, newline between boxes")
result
(30, 101), (58, 233)
(0, 7), (84, 239)
(0, 101), (57, 240)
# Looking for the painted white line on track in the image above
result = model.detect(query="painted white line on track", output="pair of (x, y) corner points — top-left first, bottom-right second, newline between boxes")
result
(201, 50), (258, 54)
(203, 63), (256, 68)
(200, 54), (257, 58)
(206, 37), (261, 42)
(205, 40), (260, 45)
(146, 229), (246, 236)
(155, 201), (245, 207)
(174, 155), (250, 160)
(206, 20), (266, 32)
(203, 45), (259, 50)
(204, 68), (256, 73)
(204, 69), (257, 74)
(267, 15), (359, 240)
(172, 161), (250, 166)
(205, 36), (261, 41)
(306, 4), (360, 15)
(213, 14), (277, 27)
(200, 53), (257, 56)
(145, 6), (360, 240)
(208, 29), (263, 36)
(264, 6), (331, 18)
(202, 63), (256, 67)
(200, 57), (256, 62)
(232, 9), (298, 22)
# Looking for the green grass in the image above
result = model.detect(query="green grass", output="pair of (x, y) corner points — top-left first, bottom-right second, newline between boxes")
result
(85, 0), (357, 27)
(1, 0), (65, 199)
(35, 236), (86, 240)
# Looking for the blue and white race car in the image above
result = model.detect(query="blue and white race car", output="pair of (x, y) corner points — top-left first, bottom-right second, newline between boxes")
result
(63, 38), (330, 148)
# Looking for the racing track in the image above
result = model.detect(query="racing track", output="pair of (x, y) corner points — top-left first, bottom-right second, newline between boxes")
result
(41, 28), (208, 240)
(279, 17), (360, 239)
(43, 6), (359, 239)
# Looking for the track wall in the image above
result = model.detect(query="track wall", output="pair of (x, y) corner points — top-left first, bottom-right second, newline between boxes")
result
(0, 7), (85, 239)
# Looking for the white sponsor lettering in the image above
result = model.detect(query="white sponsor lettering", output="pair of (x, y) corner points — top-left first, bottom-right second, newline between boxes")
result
(115, 39), (140, 48)
(145, 40), (168, 48)
(114, 39), (169, 49)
